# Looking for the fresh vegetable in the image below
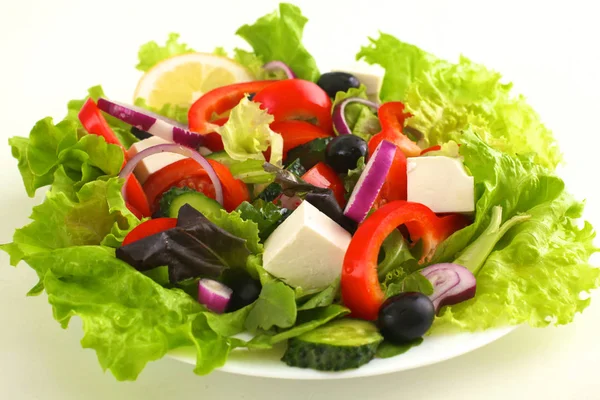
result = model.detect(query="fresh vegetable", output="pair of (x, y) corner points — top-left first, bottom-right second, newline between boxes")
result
(253, 79), (333, 133)
(122, 217), (177, 246)
(142, 157), (249, 212)
(420, 263), (476, 314)
(236, 200), (289, 241)
(236, 3), (320, 82)
(317, 72), (361, 98)
(285, 137), (333, 170)
(79, 97), (151, 218)
(116, 205), (254, 283)
(160, 187), (224, 219)
(357, 33), (561, 169)
(213, 96), (285, 167)
(119, 144), (224, 210)
(367, 101), (421, 158)
(79, 98), (125, 149)
(332, 97), (379, 136)
(373, 150), (407, 208)
(263, 60), (297, 79)
(188, 80), (275, 150)
(97, 98), (204, 148)
(342, 201), (469, 320)
(301, 162), (346, 207)
(332, 86), (381, 140)
(453, 206), (530, 274)
(281, 319), (382, 371)
(270, 120), (332, 161)
(344, 140), (396, 223)
(378, 292), (435, 343)
(325, 135), (368, 173)
(198, 279), (233, 314)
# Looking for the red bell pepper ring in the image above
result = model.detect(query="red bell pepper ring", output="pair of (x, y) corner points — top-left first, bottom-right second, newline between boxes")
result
(122, 217), (178, 246)
(253, 79), (333, 134)
(420, 145), (442, 155)
(341, 201), (470, 321)
(368, 102), (422, 158)
(79, 98), (151, 218)
(373, 150), (408, 209)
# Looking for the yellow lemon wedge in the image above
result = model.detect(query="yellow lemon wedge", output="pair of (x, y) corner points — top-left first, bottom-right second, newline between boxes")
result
(134, 53), (254, 109)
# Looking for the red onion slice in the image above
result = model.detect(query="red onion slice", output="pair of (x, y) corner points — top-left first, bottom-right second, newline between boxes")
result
(343, 140), (396, 223)
(198, 278), (232, 314)
(97, 98), (204, 148)
(118, 143), (223, 206)
(332, 97), (380, 135)
(263, 60), (296, 79)
(420, 263), (476, 314)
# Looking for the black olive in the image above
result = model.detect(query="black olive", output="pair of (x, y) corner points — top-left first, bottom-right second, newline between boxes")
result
(378, 292), (435, 343)
(224, 271), (261, 312)
(131, 127), (152, 140)
(317, 72), (361, 98)
(325, 135), (368, 173)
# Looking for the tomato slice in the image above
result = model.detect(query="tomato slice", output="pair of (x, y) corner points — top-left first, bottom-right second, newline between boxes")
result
(143, 158), (249, 212)
(302, 162), (346, 207)
(253, 79), (333, 133)
(122, 218), (178, 246)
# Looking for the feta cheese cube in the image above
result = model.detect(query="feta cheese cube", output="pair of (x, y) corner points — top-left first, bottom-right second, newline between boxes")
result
(330, 63), (384, 102)
(126, 136), (186, 183)
(407, 156), (475, 213)
(263, 201), (352, 290)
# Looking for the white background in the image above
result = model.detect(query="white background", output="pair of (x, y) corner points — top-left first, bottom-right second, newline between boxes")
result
(1, 0), (600, 398)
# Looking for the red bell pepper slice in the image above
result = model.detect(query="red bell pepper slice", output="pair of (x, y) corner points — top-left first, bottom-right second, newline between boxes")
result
(253, 79), (333, 133)
(79, 98), (125, 150)
(341, 201), (470, 321)
(301, 162), (346, 207)
(122, 217), (177, 246)
(143, 158), (249, 212)
(373, 150), (407, 209)
(420, 145), (442, 155)
(79, 98), (151, 218)
(368, 102), (422, 158)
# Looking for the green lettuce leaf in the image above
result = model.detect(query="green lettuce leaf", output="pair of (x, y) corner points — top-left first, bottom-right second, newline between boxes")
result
(2, 177), (138, 266)
(244, 281), (297, 332)
(332, 85), (380, 141)
(22, 246), (232, 380)
(429, 131), (600, 331)
(136, 33), (194, 72)
(357, 33), (561, 169)
(214, 96), (284, 167)
(236, 3), (319, 82)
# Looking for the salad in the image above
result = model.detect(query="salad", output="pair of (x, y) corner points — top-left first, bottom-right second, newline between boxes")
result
(3, 2), (599, 380)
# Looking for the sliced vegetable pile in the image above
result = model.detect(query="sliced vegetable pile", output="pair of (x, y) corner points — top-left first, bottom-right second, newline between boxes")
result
(3, 2), (599, 381)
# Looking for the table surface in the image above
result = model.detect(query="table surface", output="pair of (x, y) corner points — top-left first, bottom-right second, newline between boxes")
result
(1, 0), (599, 399)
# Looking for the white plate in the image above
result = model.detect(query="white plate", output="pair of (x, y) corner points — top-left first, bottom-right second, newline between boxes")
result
(168, 326), (517, 379)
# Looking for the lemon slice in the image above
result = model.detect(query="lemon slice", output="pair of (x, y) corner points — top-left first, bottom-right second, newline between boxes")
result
(134, 53), (254, 109)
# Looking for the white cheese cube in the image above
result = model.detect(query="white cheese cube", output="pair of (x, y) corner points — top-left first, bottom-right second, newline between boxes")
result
(263, 201), (352, 291)
(407, 156), (475, 213)
(330, 63), (384, 101)
(126, 137), (186, 183)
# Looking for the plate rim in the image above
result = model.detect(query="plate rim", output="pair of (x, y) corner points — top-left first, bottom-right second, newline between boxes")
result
(168, 325), (518, 379)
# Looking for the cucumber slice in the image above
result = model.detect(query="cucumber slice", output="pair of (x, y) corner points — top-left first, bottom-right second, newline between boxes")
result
(281, 319), (382, 371)
(159, 187), (223, 219)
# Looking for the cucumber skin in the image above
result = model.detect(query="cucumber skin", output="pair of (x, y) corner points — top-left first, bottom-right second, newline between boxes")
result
(282, 339), (379, 371)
